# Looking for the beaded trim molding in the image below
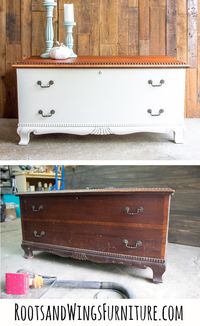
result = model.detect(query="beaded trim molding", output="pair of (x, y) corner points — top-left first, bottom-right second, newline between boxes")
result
(23, 241), (165, 264)
(13, 56), (189, 68)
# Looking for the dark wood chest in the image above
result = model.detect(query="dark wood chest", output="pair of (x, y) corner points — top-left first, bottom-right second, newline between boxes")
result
(18, 188), (174, 283)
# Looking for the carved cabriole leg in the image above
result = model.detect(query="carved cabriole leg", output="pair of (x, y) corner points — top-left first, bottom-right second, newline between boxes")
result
(173, 128), (184, 144)
(17, 127), (31, 145)
(146, 262), (166, 283)
(22, 244), (33, 259)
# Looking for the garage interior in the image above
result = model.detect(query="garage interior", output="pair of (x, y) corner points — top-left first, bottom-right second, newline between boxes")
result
(1, 165), (200, 299)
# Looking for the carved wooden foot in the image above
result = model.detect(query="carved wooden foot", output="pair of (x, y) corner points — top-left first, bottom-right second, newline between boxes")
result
(149, 262), (166, 283)
(17, 128), (31, 145)
(173, 129), (184, 144)
(22, 245), (33, 259)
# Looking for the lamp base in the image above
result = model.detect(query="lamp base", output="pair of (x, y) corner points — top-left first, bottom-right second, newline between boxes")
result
(69, 50), (77, 58)
(64, 22), (77, 58)
(40, 52), (50, 59)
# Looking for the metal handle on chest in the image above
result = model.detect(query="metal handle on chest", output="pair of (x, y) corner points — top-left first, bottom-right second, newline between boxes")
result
(147, 109), (164, 117)
(38, 109), (55, 117)
(124, 206), (144, 215)
(32, 205), (43, 212)
(148, 79), (165, 87)
(123, 239), (143, 249)
(37, 80), (54, 88)
(33, 230), (45, 238)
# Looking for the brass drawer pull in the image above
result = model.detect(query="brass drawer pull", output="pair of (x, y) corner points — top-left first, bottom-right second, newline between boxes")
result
(32, 205), (43, 212)
(37, 80), (54, 88)
(148, 79), (165, 87)
(38, 109), (55, 117)
(147, 109), (164, 117)
(123, 239), (143, 249)
(124, 206), (144, 215)
(33, 230), (45, 238)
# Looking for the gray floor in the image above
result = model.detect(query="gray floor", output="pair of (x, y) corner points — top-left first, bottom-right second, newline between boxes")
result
(0, 118), (200, 160)
(1, 219), (200, 299)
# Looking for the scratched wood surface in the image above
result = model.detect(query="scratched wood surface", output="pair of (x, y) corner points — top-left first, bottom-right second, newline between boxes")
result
(64, 165), (200, 247)
(1, 0), (200, 118)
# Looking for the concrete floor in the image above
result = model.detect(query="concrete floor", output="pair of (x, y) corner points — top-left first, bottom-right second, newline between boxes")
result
(1, 219), (200, 299)
(0, 118), (200, 160)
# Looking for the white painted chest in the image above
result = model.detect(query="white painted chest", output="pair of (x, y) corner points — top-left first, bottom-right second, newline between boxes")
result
(14, 56), (188, 145)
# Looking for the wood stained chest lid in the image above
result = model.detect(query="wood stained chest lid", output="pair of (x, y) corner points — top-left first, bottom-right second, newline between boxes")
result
(13, 56), (189, 69)
(17, 188), (175, 197)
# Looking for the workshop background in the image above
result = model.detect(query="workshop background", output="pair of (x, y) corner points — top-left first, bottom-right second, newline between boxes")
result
(1, 165), (200, 298)
(1, 165), (200, 246)
(64, 165), (200, 247)
(0, 0), (200, 118)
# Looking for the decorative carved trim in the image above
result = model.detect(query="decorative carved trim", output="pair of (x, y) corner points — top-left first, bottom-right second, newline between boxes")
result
(18, 123), (183, 130)
(17, 124), (184, 145)
(13, 56), (189, 69)
(71, 252), (87, 261)
(91, 127), (112, 135)
(22, 240), (165, 264)
(21, 241), (167, 283)
(19, 123), (139, 128)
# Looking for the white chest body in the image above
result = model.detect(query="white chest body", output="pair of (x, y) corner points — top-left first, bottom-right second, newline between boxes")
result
(15, 57), (187, 145)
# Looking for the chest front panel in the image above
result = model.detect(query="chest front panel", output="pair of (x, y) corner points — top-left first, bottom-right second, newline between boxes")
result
(17, 68), (185, 126)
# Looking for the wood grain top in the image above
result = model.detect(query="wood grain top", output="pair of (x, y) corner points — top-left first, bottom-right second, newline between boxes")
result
(17, 188), (175, 196)
(13, 56), (188, 68)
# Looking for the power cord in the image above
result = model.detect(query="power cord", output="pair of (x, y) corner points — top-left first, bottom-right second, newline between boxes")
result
(16, 269), (135, 299)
